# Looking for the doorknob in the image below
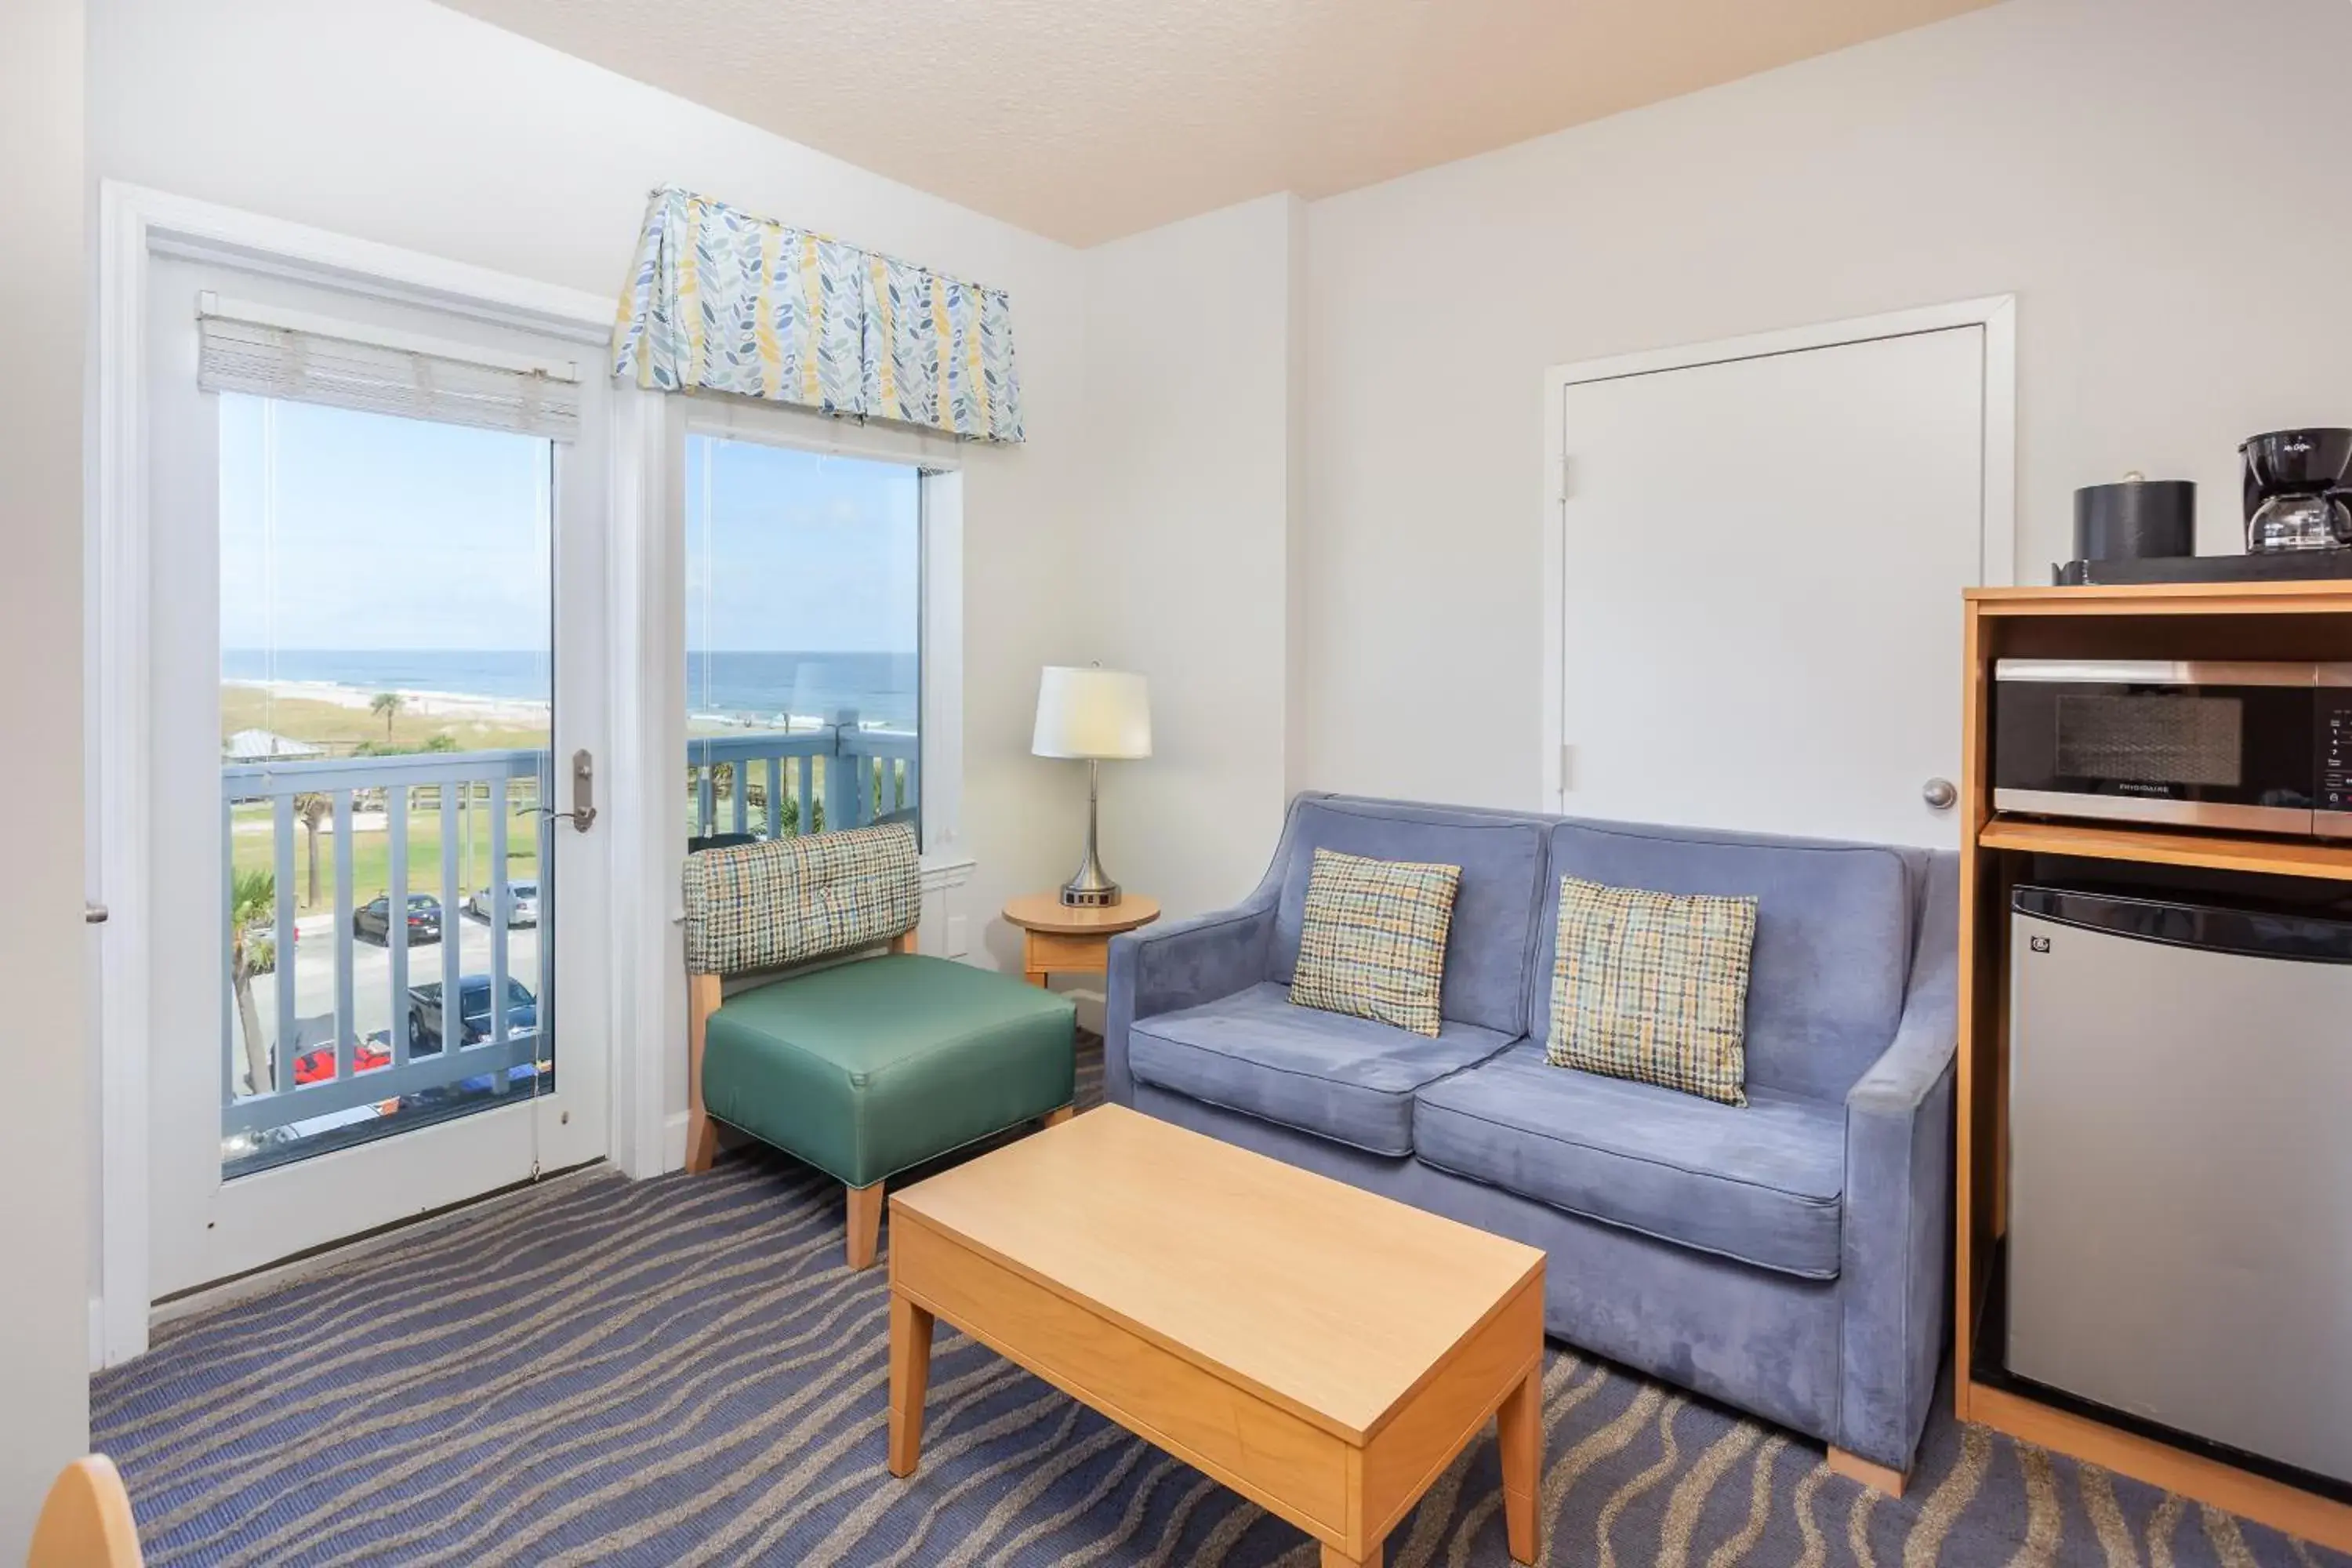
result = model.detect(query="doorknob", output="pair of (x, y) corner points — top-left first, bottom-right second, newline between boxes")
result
(532, 749), (598, 833)
(85, 902), (109, 925)
(1922, 778), (1958, 811)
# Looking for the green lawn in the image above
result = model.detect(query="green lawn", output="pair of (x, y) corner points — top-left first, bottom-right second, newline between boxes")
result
(232, 795), (541, 914)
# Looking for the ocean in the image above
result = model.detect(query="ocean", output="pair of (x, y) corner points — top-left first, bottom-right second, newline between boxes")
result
(223, 648), (921, 730)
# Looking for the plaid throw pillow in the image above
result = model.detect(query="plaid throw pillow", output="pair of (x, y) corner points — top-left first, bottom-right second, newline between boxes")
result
(1289, 848), (1461, 1037)
(1545, 877), (1757, 1106)
(681, 822), (920, 977)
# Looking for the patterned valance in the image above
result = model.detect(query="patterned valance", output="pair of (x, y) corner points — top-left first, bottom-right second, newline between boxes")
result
(612, 187), (1025, 444)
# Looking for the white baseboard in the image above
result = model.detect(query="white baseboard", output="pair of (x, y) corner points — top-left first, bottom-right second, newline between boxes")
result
(89, 1295), (106, 1374)
(662, 1109), (691, 1174)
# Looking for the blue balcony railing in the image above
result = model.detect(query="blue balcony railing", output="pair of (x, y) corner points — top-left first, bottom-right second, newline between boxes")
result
(220, 723), (920, 1152)
(220, 749), (551, 1144)
(688, 717), (918, 840)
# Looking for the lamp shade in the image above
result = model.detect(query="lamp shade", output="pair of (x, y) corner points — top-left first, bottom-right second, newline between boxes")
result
(1032, 667), (1152, 760)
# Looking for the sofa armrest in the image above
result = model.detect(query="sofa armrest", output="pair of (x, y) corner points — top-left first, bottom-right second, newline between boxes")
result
(1102, 895), (1277, 1104)
(1836, 851), (1960, 1472)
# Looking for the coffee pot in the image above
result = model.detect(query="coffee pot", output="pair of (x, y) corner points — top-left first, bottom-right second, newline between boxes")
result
(2241, 429), (2352, 553)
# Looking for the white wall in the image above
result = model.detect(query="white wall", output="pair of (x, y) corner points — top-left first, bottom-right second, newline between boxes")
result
(1080, 195), (1305, 921)
(86, 0), (1096, 988)
(1299, 0), (2352, 809)
(0, 0), (91, 1549)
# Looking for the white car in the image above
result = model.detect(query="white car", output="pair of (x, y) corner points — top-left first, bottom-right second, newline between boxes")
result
(468, 880), (540, 927)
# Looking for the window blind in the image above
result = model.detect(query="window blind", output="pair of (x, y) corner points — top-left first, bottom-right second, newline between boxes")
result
(197, 294), (582, 441)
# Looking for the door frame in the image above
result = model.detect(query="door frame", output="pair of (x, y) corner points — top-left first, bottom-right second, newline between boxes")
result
(87, 183), (668, 1366)
(1537, 295), (2017, 812)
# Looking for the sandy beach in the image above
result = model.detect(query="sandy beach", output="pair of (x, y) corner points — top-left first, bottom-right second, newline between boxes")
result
(224, 677), (553, 729)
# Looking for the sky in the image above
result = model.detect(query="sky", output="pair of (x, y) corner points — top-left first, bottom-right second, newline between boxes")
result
(219, 395), (921, 655)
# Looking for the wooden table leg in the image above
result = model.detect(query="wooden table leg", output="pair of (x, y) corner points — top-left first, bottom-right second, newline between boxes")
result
(1322, 1544), (1380, 1568)
(1498, 1362), (1541, 1565)
(888, 1292), (935, 1478)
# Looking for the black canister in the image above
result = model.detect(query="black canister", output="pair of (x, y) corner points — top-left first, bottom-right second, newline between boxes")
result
(2074, 475), (2195, 561)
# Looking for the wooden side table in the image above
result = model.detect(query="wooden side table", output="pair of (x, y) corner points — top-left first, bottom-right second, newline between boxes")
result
(1002, 892), (1160, 987)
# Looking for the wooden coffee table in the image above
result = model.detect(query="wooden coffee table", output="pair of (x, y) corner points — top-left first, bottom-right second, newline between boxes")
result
(886, 1105), (1546, 1567)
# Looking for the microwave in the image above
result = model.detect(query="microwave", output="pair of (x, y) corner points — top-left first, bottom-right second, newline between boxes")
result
(1994, 660), (2352, 837)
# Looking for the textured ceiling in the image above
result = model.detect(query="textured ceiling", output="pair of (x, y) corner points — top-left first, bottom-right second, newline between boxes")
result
(440, 0), (2001, 246)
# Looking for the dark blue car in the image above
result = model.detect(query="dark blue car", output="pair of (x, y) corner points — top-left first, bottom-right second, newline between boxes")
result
(406, 975), (537, 1051)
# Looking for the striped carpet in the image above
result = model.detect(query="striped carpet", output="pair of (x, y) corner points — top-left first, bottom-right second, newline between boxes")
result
(95, 1046), (2347, 1567)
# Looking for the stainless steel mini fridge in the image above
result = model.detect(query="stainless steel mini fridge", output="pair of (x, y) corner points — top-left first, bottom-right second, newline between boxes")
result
(2008, 884), (2352, 1486)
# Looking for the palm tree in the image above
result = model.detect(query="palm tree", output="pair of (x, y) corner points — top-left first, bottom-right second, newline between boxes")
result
(228, 867), (276, 1097)
(294, 793), (332, 908)
(369, 691), (405, 739)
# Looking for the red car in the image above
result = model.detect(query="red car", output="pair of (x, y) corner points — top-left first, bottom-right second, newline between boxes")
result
(292, 1037), (393, 1086)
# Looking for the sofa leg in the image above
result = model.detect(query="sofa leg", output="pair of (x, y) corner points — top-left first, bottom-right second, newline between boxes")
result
(1827, 1446), (1907, 1499)
(846, 1181), (885, 1271)
(1044, 1105), (1074, 1128)
(684, 1111), (718, 1174)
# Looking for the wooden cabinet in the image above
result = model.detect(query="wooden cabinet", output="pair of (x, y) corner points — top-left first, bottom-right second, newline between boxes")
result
(1957, 583), (2352, 1553)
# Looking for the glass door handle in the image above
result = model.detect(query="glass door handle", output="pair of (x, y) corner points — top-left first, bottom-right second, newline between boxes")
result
(532, 749), (598, 833)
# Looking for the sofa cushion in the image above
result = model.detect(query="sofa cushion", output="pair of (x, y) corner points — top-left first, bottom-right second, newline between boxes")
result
(1535, 821), (1916, 1102)
(1291, 848), (1462, 1036)
(1413, 1042), (1845, 1279)
(1129, 982), (1515, 1156)
(1271, 797), (1550, 1037)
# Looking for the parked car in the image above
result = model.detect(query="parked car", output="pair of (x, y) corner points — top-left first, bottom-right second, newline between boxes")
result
(292, 1035), (394, 1086)
(408, 975), (538, 1051)
(354, 893), (442, 946)
(466, 880), (540, 927)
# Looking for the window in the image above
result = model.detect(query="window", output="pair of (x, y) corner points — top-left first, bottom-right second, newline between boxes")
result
(683, 436), (923, 848)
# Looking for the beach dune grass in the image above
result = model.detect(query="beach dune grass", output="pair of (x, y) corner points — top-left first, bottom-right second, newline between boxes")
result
(222, 685), (554, 755)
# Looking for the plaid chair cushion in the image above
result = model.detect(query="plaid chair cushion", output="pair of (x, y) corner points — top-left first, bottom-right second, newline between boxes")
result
(1545, 876), (1757, 1106)
(682, 822), (920, 977)
(1288, 847), (1461, 1037)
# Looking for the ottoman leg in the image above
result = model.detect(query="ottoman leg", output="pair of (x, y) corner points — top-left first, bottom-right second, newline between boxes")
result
(847, 1181), (885, 1270)
(1044, 1106), (1074, 1127)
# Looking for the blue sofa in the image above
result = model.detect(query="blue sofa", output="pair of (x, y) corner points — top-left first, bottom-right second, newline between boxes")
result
(1104, 793), (1958, 1477)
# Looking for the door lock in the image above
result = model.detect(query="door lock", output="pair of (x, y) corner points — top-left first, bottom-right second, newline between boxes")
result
(535, 749), (597, 833)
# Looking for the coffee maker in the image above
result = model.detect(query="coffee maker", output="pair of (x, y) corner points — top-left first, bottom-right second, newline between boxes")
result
(2241, 428), (2352, 553)
(2056, 429), (2352, 584)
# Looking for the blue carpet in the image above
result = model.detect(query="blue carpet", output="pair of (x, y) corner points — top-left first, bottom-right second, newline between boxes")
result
(92, 1050), (2347, 1566)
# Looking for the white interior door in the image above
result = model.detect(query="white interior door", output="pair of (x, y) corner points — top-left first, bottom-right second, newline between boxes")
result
(138, 253), (611, 1298)
(1554, 323), (1991, 848)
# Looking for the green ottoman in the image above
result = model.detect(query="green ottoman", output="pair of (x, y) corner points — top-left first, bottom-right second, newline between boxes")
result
(681, 823), (1077, 1269)
(705, 953), (1075, 1182)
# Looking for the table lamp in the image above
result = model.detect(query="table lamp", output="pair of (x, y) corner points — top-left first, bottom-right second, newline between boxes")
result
(1032, 666), (1152, 907)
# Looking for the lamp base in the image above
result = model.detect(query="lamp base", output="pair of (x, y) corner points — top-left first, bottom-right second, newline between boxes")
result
(1061, 758), (1121, 907)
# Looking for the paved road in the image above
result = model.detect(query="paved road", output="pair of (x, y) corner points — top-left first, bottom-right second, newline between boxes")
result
(248, 909), (546, 1058)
